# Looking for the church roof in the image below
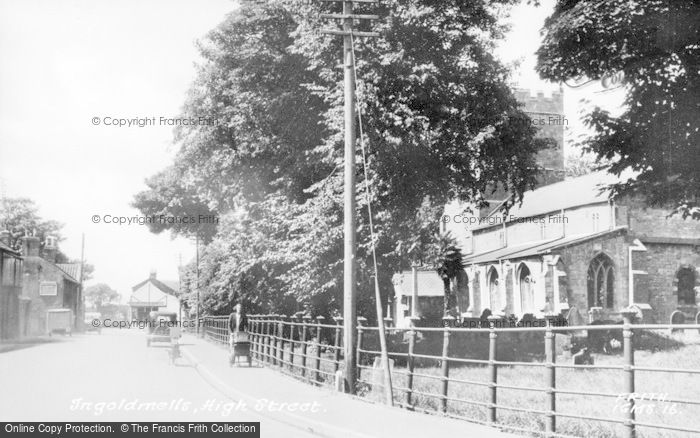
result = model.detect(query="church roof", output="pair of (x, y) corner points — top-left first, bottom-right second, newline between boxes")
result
(463, 227), (628, 265)
(476, 170), (636, 230)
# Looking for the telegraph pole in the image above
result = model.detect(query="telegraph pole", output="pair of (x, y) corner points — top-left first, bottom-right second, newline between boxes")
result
(78, 233), (85, 331)
(321, 0), (379, 395)
(178, 252), (183, 323)
(195, 234), (200, 335)
(342, 0), (358, 396)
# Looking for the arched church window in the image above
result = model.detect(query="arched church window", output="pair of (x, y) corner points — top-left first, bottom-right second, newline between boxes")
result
(518, 263), (534, 313)
(488, 267), (500, 311)
(587, 253), (615, 308)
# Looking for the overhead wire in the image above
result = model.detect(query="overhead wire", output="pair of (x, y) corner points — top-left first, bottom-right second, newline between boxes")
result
(350, 32), (394, 406)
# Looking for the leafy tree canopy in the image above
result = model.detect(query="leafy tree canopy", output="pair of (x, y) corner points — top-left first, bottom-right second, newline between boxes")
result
(132, 165), (219, 243)
(137, 0), (552, 317)
(0, 197), (65, 254)
(537, 0), (700, 219)
(84, 283), (120, 311)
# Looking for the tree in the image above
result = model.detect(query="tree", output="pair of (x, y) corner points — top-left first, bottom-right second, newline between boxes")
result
(75, 261), (95, 282)
(178, 199), (301, 316)
(431, 234), (465, 317)
(399, 209), (465, 318)
(565, 150), (609, 178)
(132, 165), (218, 243)
(0, 197), (65, 254)
(84, 283), (120, 312)
(537, 0), (700, 219)
(135, 0), (552, 316)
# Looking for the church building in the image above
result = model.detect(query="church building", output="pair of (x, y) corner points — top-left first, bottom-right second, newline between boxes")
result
(392, 89), (700, 327)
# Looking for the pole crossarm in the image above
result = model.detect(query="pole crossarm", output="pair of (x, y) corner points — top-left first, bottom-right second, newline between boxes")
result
(320, 29), (380, 37)
(320, 13), (380, 20)
(319, 0), (381, 41)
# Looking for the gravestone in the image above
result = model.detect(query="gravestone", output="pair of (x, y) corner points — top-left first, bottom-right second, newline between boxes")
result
(370, 357), (395, 390)
(670, 310), (686, 333)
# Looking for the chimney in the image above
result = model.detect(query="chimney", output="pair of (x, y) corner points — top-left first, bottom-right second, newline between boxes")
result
(149, 270), (157, 280)
(0, 230), (10, 246)
(22, 236), (40, 257)
(44, 235), (58, 263)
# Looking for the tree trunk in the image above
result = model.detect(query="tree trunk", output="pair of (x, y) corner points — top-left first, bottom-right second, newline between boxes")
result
(443, 277), (451, 316)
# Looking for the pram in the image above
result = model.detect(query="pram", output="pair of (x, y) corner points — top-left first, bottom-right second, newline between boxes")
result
(229, 331), (252, 367)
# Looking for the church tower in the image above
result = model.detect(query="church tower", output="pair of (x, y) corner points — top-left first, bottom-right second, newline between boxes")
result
(514, 88), (566, 185)
(481, 88), (566, 211)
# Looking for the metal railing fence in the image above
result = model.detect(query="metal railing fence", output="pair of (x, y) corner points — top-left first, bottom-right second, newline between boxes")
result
(195, 313), (700, 438)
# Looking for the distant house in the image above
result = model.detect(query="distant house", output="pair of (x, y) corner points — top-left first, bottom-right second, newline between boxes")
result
(128, 272), (180, 320)
(0, 231), (23, 340)
(21, 235), (82, 336)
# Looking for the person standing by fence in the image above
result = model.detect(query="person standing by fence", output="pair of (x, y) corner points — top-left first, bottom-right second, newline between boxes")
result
(228, 303), (251, 366)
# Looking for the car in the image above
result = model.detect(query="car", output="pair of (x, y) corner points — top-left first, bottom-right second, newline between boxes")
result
(146, 311), (178, 347)
(84, 312), (102, 334)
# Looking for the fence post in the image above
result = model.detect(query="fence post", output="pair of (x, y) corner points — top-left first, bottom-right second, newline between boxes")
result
(488, 317), (499, 424)
(259, 316), (266, 362)
(406, 316), (420, 408)
(255, 316), (263, 362)
(270, 314), (279, 366)
(333, 317), (343, 374)
(249, 317), (257, 360)
(220, 317), (226, 344)
(274, 315), (282, 367)
(314, 316), (325, 383)
(266, 315), (274, 365)
(289, 312), (301, 372)
(356, 317), (367, 384)
(275, 314), (286, 367)
(264, 315), (272, 364)
(277, 316), (286, 368)
(301, 315), (310, 379)
(621, 310), (637, 438)
(254, 316), (262, 361)
(441, 316), (455, 413)
(545, 318), (557, 436)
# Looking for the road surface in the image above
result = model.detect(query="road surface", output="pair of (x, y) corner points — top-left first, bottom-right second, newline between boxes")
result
(0, 328), (318, 437)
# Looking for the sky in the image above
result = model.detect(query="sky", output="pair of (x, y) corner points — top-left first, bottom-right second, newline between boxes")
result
(495, 0), (626, 142)
(0, 0), (235, 300)
(0, 0), (623, 301)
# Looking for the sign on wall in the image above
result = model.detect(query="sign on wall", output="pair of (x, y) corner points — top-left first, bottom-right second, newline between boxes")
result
(39, 281), (58, 296)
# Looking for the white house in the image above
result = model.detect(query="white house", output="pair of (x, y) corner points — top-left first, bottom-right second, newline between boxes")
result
(128, 272), (180, 320)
